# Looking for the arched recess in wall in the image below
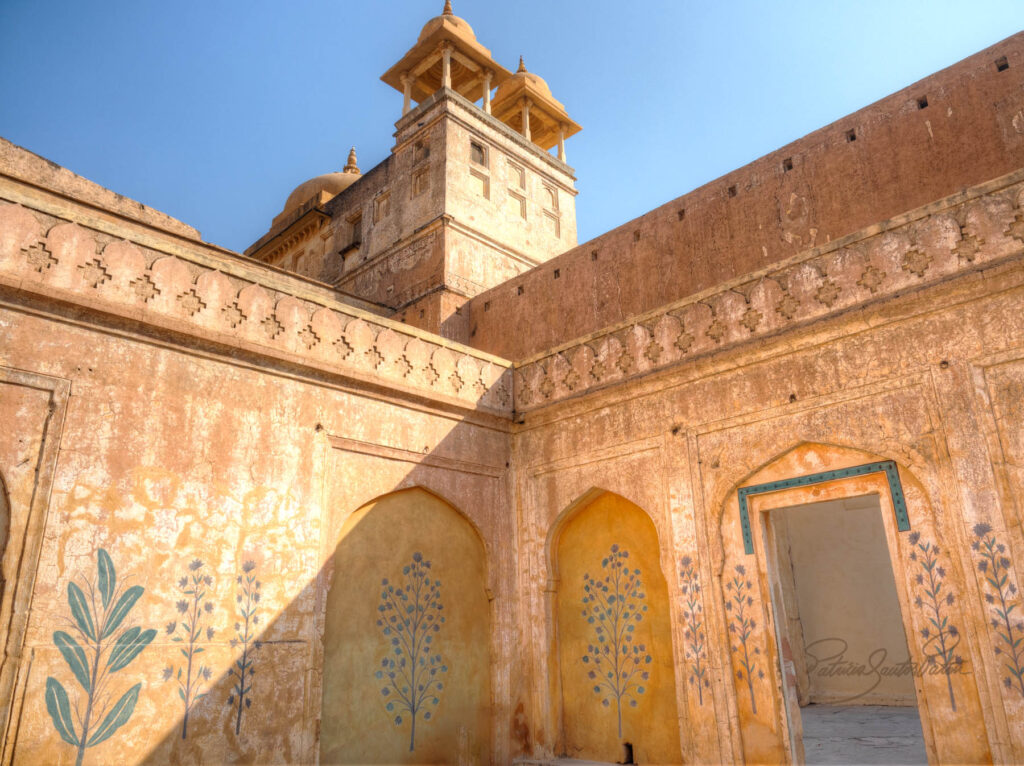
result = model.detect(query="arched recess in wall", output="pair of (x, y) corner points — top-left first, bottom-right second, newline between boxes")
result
(549, 489), (683, 764)
(319, 487), (492, 765)
(717, 441), (993, 766)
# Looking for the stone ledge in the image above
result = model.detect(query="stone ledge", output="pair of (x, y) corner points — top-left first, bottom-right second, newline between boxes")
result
(0, 194), (514, 416)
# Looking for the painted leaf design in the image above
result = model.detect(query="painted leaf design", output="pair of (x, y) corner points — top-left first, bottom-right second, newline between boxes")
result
(97, 548), (116, 608)
(107, 627), (156, 672)
(67, 582), (96, 641)
(102, 585), (144, 639)
(86, 683), (141, 747)
(53, 631), (91, 692)
(44, 677), (79, 746)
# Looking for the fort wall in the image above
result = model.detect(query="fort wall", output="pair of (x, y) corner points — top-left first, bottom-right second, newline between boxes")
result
(464, 32), (1024, 359)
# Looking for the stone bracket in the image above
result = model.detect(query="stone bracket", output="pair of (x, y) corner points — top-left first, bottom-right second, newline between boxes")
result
(737, 460), (910, 554)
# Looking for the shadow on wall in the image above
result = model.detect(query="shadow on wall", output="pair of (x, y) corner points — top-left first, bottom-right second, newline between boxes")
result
(130, 488), (493, 766)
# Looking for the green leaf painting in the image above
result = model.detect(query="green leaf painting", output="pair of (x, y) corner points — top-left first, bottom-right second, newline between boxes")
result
(44, 548), (153, 766)
(45, 678), (78, 747)
(97, 549), (116, 609)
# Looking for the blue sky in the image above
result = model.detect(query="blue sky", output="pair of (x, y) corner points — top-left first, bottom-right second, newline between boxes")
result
(2, 1), (1022, 252)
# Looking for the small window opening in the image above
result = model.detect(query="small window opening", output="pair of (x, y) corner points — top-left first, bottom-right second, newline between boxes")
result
(591, 250), (599, 261)
(846, 128), (857, 142)
(470, 140), (487, 165)
(412, 167), (429, 198)
(917, 95), (929, 109)
(727, 185), (737, 197)
(419, 309), (425, 318)
(633, 229), (641, 242)
(517, 285), (524, 296)
(782, 157), (793, 172)
(347, 212), (362, 249)
(553, 269), (560, 279)
(373, 192), (391, 222)
(677, 208), (685, 221)
(484, 301), (490, 312)
(995, 56), (1009, 72)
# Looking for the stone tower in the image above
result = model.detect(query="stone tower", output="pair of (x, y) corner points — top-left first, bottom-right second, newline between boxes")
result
(246, 2), (582, 340)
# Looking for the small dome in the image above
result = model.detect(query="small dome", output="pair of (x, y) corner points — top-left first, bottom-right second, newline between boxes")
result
(418, 1), (475, 43)
(494, 56), (554, 102)
(279, 147), (361, 219)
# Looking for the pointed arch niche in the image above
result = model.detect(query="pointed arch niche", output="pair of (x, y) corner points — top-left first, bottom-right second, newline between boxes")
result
(319, 488), (492, 764)
(548, 490), (682, 764)
(719, 442), (992, 766)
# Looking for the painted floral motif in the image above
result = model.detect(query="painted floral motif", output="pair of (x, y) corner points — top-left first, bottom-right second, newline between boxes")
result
(227, 560), (262, 736)
(580, 544), (651, 739)
(375, 552), (447, 752)
(972, 524), (1024, 698)
(163, 559), (216, 739)
(725, 564), (763, 715)
(44, 548), (154, 766)
(679, 555), (709, 705)
(908, 532), (962, 710)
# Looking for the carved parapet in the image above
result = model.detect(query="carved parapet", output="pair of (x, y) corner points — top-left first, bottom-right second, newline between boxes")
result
(511, 169), (1024, 411)
(0, 198), (513, 416)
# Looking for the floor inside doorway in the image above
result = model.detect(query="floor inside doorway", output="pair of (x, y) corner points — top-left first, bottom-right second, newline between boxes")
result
(801, 705), (927, 765)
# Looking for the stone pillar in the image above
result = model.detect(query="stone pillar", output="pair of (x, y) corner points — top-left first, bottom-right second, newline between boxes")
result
(401, 72), (412, 116)
(483, 69), (493, 114)
(557, 123), (566, 162)
(441, 44), (452, 90)
(521, 98), (532, 141)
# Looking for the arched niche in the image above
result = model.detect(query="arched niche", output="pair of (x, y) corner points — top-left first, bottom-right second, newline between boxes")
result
(718, 441), (992, 766)
(549, 490), (682, 764)
(319, 488), (492, 764)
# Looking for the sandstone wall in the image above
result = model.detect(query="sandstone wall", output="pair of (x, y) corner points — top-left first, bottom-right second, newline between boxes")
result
(4, 100), (1024, 766)
(0, 159), (518, 764)
(466, 31), (1024, 359)
(509, 249), (1024, 763)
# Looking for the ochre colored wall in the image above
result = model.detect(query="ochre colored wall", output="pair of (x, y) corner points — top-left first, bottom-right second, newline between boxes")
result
(554, 493), (682, 763)
(320, 489), (492, 764)
(774, 497), (916, 705)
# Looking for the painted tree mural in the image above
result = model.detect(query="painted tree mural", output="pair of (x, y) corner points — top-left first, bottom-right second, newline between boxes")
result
(679, 555), (709, 705)
(908, 532), (962, 710)
(580, 544), (652, 739)
(375, 552), (447, 752)
(972, 523), (1024, 698)
(163, 559), (216, 739)
(44, 548), (155, 766)
(227, 560), (262, 735)
(725, 564), (763, 715)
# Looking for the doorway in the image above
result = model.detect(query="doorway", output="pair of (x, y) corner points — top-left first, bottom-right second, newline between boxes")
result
(765, 495), (927, 764)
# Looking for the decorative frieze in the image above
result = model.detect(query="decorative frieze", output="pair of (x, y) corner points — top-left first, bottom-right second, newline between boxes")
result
(512, 174), (1024, 411)
(0, 201), (513, 415)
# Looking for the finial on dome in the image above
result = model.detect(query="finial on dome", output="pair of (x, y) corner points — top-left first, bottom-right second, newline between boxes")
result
(443, 0), (453, 15)
(343, 147), (360, 174)
(517, 55), (527, 73)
